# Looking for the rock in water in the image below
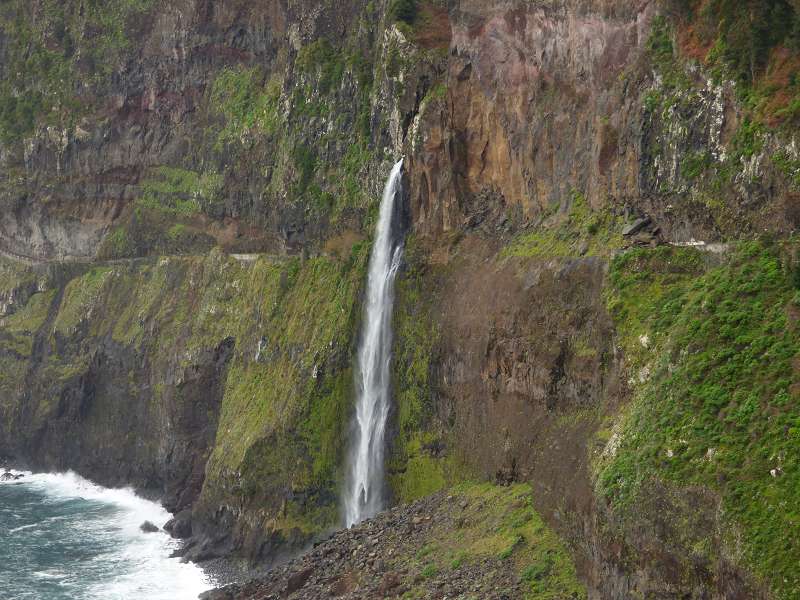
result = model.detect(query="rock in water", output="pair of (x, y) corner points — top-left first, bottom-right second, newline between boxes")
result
(0, 470), (23, 481)
(140, 520), (160, 533)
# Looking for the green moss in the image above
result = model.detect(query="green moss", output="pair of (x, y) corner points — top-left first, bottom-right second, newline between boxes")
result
(600, 240), (800, 598)
(210, 67), (283, 150)
(1, 290), (56, 357)
(53, 267), (112, 335)
(0, 257), (37, 296)
(501, 190), (624, 259)
(389, 235), (466, 502)
(420, 483), (587, 600)
(98, 227), (135, 259)
(0, 245), (372, 542)
(203, 245), (370, 533)
(391, 434), (448, 502)
(137, 166), (222, 217)
(0, 0), (154, 142)
(296, 39), (346, 94)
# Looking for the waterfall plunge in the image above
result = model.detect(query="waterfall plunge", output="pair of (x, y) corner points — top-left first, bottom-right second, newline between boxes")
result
(343, 159), (404, 528)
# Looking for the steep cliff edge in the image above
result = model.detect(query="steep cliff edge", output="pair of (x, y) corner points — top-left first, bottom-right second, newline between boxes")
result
(1, 0), (800, 598)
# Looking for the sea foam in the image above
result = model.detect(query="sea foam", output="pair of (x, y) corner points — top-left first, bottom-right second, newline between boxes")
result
(0, 470), (213, 599)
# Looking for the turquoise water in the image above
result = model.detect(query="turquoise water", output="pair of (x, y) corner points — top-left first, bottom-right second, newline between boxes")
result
(0, 471), (212, 600)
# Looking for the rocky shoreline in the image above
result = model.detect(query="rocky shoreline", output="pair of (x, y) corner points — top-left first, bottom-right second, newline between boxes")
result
(201, 483), (585, 600)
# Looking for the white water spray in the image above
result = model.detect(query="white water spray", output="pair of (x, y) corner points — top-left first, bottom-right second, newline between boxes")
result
(344, 159), (404, 527)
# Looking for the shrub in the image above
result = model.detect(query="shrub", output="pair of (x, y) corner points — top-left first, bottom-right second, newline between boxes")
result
(389, 0), (418, 25)
(420, 564), (437, 579)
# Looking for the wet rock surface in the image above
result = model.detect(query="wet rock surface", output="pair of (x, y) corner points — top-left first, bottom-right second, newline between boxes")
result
(164, 509), (194, 539)
(140, 520), (160, 533)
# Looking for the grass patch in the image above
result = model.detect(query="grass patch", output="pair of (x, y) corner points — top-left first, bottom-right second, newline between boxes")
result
(137, 166), (223, 217)
(210, 67), (283, 150)
(600, 240), (800, 598)
(501, 190), (623, 259)
(427, 483), (587, 600)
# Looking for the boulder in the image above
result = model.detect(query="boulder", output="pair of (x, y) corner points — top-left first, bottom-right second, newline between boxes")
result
(622, 217), (652, 237)
(140, 520), (160, 533)
(199, 589), (234, 600)
(163, 509), (193, 539)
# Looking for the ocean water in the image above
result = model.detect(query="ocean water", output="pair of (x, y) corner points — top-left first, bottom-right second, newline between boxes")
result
(0, 470), (213, 600)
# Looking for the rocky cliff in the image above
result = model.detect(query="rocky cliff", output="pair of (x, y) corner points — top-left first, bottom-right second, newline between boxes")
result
(1, 0), (799, 598)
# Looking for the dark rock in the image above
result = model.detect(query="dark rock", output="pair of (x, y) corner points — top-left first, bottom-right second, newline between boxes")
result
(622, 217), (652, 237)
(198, 588), (234, 600)
(140, 520), (160, 533)
(163, 509), (193, 539)
(286, 566), (314, 594)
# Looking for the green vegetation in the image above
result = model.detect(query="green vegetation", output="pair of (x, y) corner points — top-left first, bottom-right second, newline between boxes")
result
(0, 246), (370, 540)
(646, 15), (693, 94)
(389, 0), (419, 25)
(0, 290), (56, 357)
(0, 0), (154, 142)
(100, 227), (136, 258)
(203, 246), (370, 535)
(210, 67), (283, 149)
(137, 166), (223, 217)
(643, 12), (791, 215)
(104, 166), (226, 257)
(207, 32), (378, 228)
(389, 236), (465, 502)
(686, 0), (799, 87)
(53, 267), (112, 335)
(680, 150), (713, 180)
(600, 241), (800, 598)
(407, 483), (587, 600)
(501, 190), (624, 259)
(669, 0), (800, 126)
(296, 39), (346, 94)
(772, 150), (800, 188)
(420, 563), (437, 578)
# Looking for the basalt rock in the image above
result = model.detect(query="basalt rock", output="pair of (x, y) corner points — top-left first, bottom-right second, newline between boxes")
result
(164, 510), (193, 539)
(140, 520), (160, 533)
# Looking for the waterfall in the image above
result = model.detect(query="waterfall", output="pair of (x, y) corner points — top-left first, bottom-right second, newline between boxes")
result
(343, 159), (404, 528)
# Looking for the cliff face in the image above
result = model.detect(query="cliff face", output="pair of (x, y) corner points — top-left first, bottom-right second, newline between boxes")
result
(0, 0), (412, 260)
(1, 0), (800, 598)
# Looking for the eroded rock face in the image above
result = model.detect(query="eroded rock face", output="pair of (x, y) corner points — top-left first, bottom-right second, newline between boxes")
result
(0, 0), (405, 261)
(408, 0), (798, 244)
(409, 0), (657, 237)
